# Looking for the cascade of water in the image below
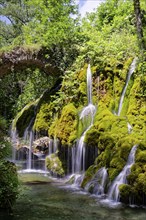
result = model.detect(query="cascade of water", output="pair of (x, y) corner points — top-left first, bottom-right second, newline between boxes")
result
(27, 130), (34, 170)
(71, 146), (76, 174)
(108, 145), (137, 202)
(74, 64), (96, 174)
(72, 64), (96, 173)
(73, 173), (85, 186)
(11, 128), (19, 162)
(53, 137), (58, 153)
(48, 138), (53, 155)
(23, 117), (35, 141)
(117, 58), (137, 116)
(85, 167), (108, 196)
(87, 64), (92, 104)
(127, 122), (132, 134)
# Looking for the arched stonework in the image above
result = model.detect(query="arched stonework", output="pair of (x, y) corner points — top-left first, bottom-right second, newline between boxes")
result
(0, 46), (60, 77)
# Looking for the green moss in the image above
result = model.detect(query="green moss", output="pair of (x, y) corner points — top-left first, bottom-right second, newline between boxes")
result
(127, 76), (144, 116)
(81, 165), (98, 188)
(120, 77), (134, 116)
(119, 184), (131, 204)
(119, 143), (132, 161)
(113, 76), (124, 112)
(98, 134), (115, 152)
(12, 99), (39, 137)
(49, 117), (59, 137)
(94, 105), (116, 132)
(110, 157), (125, 170)
(128, 163), (142, 185)
(84, 128), (100, 146)
(45, 154), (65, 177)
(49, 103), (77, 145)
(136, 173), (146, 194)
(34, 102), (53, 132)
(136, 150), (146, 163)
(108, 168), (120, 181)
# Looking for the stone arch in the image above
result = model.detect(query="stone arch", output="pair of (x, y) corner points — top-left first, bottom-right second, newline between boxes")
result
(0, 46), (60, 77)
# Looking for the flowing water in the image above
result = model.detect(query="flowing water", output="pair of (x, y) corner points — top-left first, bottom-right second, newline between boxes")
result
(117, 58), (137, 116)
(74, 64), (96, 174)
(108, 145), (138, 202)
(11, 128), (19, 163)
(27, 130), (34, 170)
(0, 173), (145, 220)
(85, 167), (108, 196)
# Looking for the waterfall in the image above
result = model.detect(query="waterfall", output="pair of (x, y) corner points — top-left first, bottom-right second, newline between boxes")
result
(127, 122), (132, 134)
(87, 64), (93, 104)
(53, 137), (58, 153)
(117, 58), (137, 116)
(108, 145), (137, 202)
(74, 64), (96, 174)
(27, 130), (34, 170)
(85, 167), (108, 196)
(75, 134), (86, 173)
(11, 128), (19, 162)
(48, 138), (53, 155)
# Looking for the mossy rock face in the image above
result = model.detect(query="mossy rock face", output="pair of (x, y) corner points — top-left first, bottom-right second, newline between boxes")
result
(108, 168), (121, 182)
(45, 154), (65, 177)
(81, 165), (98, 188)
(127, 171), (146, 204)
(119, 143), (133, 161)
(127, 163), (142, 185)
(49, 103), (78, 145)
(136, 150), (146, 163)
(110, 157), (125, 170)
(84, 128), (100, 147)
(12, 101), (38, 137)
(34, 102), (53, 133)
(98, 134), (116, 152)
(119, 184), (131, 204)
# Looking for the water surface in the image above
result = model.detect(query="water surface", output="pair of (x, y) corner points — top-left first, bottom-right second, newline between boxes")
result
(0, 173), (145, 220)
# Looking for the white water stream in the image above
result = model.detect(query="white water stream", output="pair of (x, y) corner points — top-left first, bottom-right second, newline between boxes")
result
(85, 167), (108, 196)
(74, 64), (96, 174)
(108, 145), (138, 202)
(117, 58), (137, 116)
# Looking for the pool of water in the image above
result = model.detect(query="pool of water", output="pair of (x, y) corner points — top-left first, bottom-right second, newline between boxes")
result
(0, 173), (146, 220)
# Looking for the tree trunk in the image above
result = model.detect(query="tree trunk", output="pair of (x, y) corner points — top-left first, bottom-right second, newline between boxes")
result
(133, 0), (145, 50)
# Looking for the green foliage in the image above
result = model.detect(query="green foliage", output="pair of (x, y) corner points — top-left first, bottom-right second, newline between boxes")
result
(0, 0), (35, 47)
(23, 0), (78, 45)
(0, 116), (19, 210)
(0, 0), (146, 207)
(15, 68), (54, 113)
(79, 0), (144, 66)
(0, 68), (53, 121)
(0, 116), (11, 159)
(0, 160), (19, 210)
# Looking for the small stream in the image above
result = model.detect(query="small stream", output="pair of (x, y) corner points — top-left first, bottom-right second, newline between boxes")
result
(1, 173), (145, 220)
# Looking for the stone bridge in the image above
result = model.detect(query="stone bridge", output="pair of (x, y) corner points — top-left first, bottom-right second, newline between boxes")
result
(0, 46), (60, 77)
